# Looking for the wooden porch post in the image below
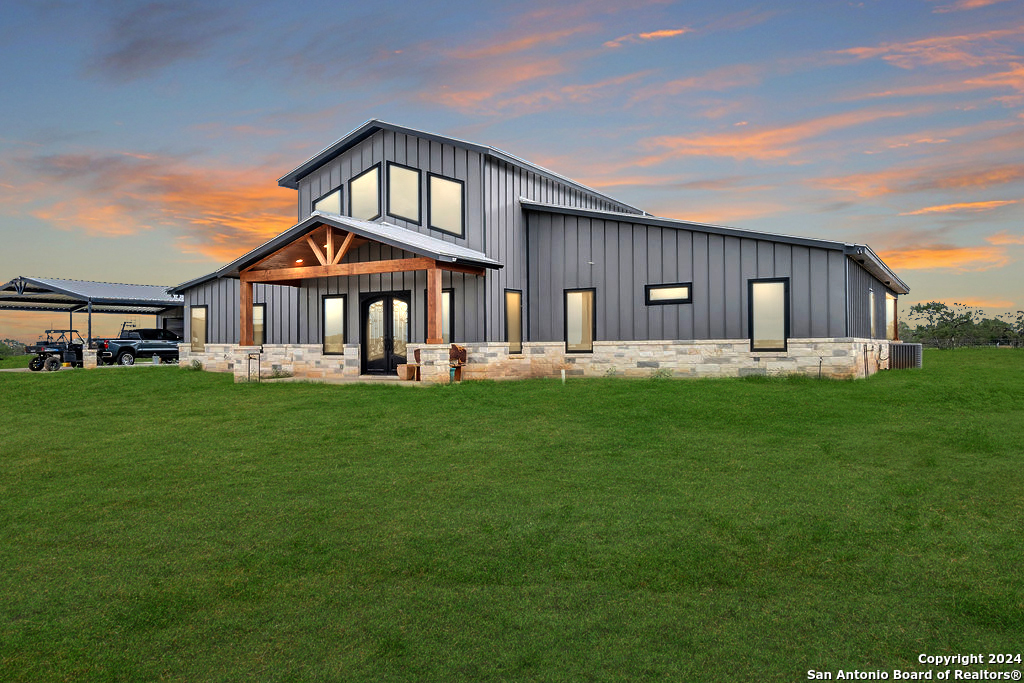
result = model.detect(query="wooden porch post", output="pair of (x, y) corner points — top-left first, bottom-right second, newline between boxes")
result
(426, 263), (443, 344)
(240, 279), (254, 346)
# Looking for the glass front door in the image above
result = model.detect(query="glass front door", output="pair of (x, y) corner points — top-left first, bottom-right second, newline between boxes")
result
(361, 293), (409, 374)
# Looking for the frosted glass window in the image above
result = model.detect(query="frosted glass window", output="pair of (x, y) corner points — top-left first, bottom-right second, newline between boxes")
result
(429, 174), (464, 236)
(323, 296), (345, 354)
(425, 289), (454, 343)
(506, 290), (522, 354)
(869, 289), (876, 339)
(313, 188), (341, 215)
(750, 280), (788, 351)
(190, 306), (207, 352)
(253, 304), (265, 346)
(387, 163), (420, 223)
(646, 283), (692, 305)
(565, 289), (595, 353)
(350, 166), (380, 221)
(886, 292), (897, 341)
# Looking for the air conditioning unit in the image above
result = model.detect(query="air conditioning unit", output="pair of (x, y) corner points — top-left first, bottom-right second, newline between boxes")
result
(889, 343), (923, 369)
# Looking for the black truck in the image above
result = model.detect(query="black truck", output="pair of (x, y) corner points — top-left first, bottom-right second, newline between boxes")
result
(96, 327), (183, 366)
(26, 329), (86, 371)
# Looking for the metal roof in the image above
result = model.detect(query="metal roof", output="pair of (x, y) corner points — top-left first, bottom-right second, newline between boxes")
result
(276, 119), (644, 214)
(521, 199), (910, 295)
(170, 213), (502, 293)
(0, 277), (184, 314)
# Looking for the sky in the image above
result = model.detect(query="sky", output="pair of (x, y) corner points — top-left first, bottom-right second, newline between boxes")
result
(1, 0), (1023, 342)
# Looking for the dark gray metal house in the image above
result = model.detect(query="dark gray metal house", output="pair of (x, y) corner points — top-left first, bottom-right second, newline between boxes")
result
(171, 120), (908, 381)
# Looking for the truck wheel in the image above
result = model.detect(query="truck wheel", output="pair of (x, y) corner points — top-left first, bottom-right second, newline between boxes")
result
(29, 356), (44, 372)
(43, 356), (61, 372)
(118, 352), (135, 366)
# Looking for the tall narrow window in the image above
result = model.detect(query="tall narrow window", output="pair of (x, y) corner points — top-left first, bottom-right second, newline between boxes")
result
(423, 288), (454, 343)
(387, 162), (421, 224)
(190, 306), (207, 352)
(749, 279), (789, 352)
(428, 174), (464, 237)
(886, 292), (897, 341)
(349, 165), (381, 221)
(253, 304), (266, 347)
(564, 289), (595, 353)
(313, 187), (342, 214)
(869, 289), (876, 339)
(323, 295), (346, 354)
(506, 290), (522, 354)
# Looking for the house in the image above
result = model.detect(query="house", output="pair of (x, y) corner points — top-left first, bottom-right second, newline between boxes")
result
(170, 120), (909, 381)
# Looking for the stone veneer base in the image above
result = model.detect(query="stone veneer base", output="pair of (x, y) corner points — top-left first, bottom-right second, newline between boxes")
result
(177, 339), (893, 382)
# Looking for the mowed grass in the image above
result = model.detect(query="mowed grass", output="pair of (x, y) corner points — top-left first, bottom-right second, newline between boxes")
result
(0, 354), (32, 369)
(1, 350), (1022, 682)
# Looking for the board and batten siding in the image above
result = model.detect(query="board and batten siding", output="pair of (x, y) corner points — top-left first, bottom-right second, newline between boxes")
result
(183, 279), (299, 345)
(483, 159), (643, 341)
(847, 259), (897, 339)
(525, 212), (848, 343)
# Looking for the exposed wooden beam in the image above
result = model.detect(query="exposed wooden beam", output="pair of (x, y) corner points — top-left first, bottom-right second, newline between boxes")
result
(242, 257), (436, 283)
(242, 224), (324, 273)
(332, 231), (355, 265)
(325, 228), (334, 264)
(305, 236), (328, 266)
(426, 265), (443, 344)
(240, 279), (254, 346)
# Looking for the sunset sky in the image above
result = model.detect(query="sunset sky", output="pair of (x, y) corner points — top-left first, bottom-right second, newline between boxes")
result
(2, 0), (1023, 341)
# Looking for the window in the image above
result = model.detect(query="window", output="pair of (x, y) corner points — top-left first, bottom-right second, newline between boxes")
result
(645, 283), (692, 305)
(428, 174), (464, 237)
(886, 292), (897, 341)
(313, 187), (342, 215)
(253, 304), (265, 347)
(349, 165), (381, 221)
(423, 288), (454, 344)
(564, 289), (595, 353)
(387, 162), (421, 224)
(190, 306), (207, 352)
(323, 295), (346, 354)
(869, 289), (876, 339)
(749, 279), (789, 352)
(505, 290), (522, 354)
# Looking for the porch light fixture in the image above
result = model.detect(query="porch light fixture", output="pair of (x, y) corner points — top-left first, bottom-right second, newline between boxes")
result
(295, 259), (303, 264)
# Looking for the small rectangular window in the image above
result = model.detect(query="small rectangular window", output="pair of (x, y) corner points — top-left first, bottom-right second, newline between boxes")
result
(190, 306), (207, 352)
(564, 289), (595, 353)
(886, 292), (897, 341)
(323, 295), (346, 354)
(749, 279), (789, 352)
(387, 162), (421, 224)
(423, 288), (454, 344)
(645, 283), (692, 305)
(253, 303), (265, 347)
(313, 187), (342, 215)
(349, 165), (381, 221)
(869, 289), (877, 339)
(506, 290), (522, 354)
(428, 174), (464, 237)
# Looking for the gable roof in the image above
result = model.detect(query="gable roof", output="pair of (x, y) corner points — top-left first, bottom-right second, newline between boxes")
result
(277, 119), (643, 214)
(0, 276), (183, 314)
(521, 200), (910, 295)
(170, 212), (502, 293)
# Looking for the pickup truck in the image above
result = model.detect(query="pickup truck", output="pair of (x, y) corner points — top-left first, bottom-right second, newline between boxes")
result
(96, 328), (182, 366)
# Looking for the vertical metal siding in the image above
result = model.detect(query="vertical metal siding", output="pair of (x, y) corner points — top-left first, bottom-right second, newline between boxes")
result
(847, 258), (895, 338)
(181, 279), (299, 344)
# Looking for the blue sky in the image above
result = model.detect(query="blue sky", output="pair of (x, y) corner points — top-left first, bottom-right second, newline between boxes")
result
(2, 0), (1022, 340)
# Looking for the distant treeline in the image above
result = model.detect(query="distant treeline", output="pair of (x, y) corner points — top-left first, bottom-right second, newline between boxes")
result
(0, 339), (28, 358)
(900, 302), (1024, 349)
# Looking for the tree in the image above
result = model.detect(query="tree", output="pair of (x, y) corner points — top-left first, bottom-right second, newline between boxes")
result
(906, 302), (984, 349)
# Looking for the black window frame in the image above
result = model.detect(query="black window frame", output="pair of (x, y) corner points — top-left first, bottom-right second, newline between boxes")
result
(422, 287), (455, 344)
(505, 289), (523, 355)
(386, 161), (422, 225)
(427, 172), (465, 238)
(748, 277), (790, 352)
(190, 305), (208, 352)
(253, 303), (266, 347)
(348, 164), (382, 221)
(563, 287), (597, 354)
(312, 186), (343, 215)
(321, 294), (348, 355)
(645, 282), (693, 305)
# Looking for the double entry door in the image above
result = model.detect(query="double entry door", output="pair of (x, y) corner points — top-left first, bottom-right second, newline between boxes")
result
(360, 292), (410, 375)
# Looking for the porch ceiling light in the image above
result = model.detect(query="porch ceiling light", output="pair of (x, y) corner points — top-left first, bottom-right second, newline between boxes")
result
(296, 259), (304, 264)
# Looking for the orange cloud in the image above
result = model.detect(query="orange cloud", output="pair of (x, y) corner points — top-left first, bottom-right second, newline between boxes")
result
(877, 244), (1010, 271)
(946, 296), (1017, 308)
(635, 108), (914, 163)
(816, 163), (1024, 197)
(835, 27), (1023, 70)
(899, 199), (1019, 215)
(932, 0), (1014, 12)
(454, 26), (595, 59)
(986, 231), (1024, 244)
(604, 28), (691, 48)
(628, 64), (763, 103)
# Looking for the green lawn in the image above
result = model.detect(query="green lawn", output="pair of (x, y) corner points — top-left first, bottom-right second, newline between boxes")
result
(1, 350), (1022, 681)
(0, 354), (32, 369)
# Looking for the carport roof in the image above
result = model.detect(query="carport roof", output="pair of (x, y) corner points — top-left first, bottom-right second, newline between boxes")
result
(0, 277), (183, 314)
